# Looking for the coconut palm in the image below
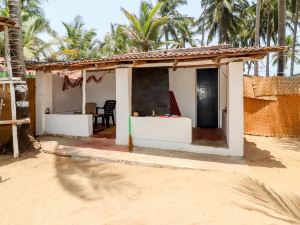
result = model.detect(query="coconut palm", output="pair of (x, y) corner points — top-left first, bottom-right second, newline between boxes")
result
(8, 0), (39, 153)
(58, 15), (101, 60)
(277, 0), (287, 76)
(289, 0), (300, 76)
(254, 0), (262, 76)
(199, 0), (249, 44)
(260, 0), (278, 76)
(158, 0), (189, 49)
(121, 1), (169, 52)
(172, 17), (197, 48)
(100, 24), (130, 56)
(272, 35), (300, 68)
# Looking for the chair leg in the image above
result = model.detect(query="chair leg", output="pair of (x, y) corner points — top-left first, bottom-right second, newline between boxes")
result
(106, 116), (110, 128)
(112, 114), (115, 125)
(101, 116), (105, 128)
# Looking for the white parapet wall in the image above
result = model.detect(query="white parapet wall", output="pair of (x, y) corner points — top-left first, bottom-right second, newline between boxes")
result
(44, 114), (93, 137)
(131, 117), (192, 148)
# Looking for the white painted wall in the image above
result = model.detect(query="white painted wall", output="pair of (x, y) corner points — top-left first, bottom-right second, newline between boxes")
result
(169, 68), (197, 127)
(131, 116), (192, 144)
(52, 76), (82, 113)
(219, 65), (227, 127)
(115, 68), (132, 145)
(36, 72), (53, 135)
(52, 71), (116, 114)
(86, 71), (116, 108)
(44, 114), (93, 137)
(227, 62), (244, 156)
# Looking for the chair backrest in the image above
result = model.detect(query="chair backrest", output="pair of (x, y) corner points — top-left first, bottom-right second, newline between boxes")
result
(86, 102), (97, 114)
(104, 100), (116, 114)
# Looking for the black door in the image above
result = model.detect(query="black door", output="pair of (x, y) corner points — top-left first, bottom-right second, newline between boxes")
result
(197, 68), (218, 128)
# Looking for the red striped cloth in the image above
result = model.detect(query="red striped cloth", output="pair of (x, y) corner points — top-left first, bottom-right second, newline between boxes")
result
(169, 90), (181, 116)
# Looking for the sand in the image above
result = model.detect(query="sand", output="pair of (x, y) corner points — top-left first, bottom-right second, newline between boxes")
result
(0, 135), (300, 225)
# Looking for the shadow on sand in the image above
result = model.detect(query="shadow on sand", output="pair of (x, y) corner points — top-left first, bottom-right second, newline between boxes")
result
(55, 156), (130, 201)
(234, 177), (300, 224)
(244, 138), (286, 168)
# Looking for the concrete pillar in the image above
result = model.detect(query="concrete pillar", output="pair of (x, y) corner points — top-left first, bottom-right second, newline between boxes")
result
(227, 62), (244, 156)
(35, 72), (53, 135)
(115, 68), (132, 145)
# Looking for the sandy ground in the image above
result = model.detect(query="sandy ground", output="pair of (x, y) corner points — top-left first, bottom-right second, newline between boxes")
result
(0, 135), (300, 225)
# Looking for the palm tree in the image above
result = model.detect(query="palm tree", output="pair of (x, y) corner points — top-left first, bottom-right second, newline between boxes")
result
(172, 17), (197, 48)
(199, 0), (249, 44)
(58, 15), (100, 60)
(8, 0), (38, 152)
(100, 23), (130, 56)
(289, 0), (299, 76)
(22, 15), (54, 60)
(260, 0), (278, 76)
(254, 0), (261, 76)
(272, 35), (300, 68)
(121, 1), (169, 52)
(277, 0), (287, 76)
(158, 0), (188, 49)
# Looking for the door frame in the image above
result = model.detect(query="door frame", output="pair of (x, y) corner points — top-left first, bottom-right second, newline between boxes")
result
(195, 67), (220, 128)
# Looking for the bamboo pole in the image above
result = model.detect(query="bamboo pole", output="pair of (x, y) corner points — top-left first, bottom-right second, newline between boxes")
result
(82, 70), (86, 115)
(4, 26), (19, 158)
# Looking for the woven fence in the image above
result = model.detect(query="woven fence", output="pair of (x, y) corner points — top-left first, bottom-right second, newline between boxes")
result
(244, 76), (300, 137)
(0, 78), (35, 144)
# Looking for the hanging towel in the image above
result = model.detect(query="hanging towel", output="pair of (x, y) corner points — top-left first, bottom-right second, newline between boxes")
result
(169, 90), (181, 116)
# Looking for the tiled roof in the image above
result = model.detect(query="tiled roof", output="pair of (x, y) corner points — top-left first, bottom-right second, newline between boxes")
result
(26, 45), (285, 71)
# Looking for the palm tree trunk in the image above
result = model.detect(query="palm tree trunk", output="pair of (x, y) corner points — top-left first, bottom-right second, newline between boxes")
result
(277, 0), (286, 76)
(164, 27), (169, 49)
(266, 10), (271, 77)
(254, 0), (261, 76)
(201, 0), (208, 46)
(8, 0), (39, 152)
(290, 0), (299, 76)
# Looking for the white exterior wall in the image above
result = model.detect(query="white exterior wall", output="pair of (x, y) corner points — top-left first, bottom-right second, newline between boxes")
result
(86, 71), (116, 108)
(44, 114), (93, 137)
(219, 65), (227, 130)
(227, 62), (244, 156)
(131, 117), (192, 146)
(35, 72), (53, 135)
(115, 68), (132, 145)
(169, 68), (197, 127)
(52, 76), (82, 113)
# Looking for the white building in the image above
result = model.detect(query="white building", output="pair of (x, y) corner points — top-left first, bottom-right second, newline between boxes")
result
(27, 45), (283, 157)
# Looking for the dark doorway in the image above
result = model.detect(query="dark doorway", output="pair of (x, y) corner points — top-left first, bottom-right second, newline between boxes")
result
(197, 68), (218, 128)
(132, 68), (169, 116)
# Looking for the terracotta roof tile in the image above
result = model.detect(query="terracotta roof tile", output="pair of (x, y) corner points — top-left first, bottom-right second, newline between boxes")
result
(26, 45), (285, 71)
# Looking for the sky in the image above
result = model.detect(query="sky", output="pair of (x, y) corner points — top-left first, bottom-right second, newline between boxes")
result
(41, 0), (299, 76)
(41, 0), (202, 40)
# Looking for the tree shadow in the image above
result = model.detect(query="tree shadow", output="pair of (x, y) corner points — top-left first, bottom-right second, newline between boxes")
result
(244, 138), (286, 168)
(0, 150), (39, 168)
(55, 156), (131, 201)
(234, 177), (300, 224)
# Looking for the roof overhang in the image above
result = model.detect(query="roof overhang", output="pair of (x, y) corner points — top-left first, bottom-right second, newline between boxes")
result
(26, 46), (286, 72)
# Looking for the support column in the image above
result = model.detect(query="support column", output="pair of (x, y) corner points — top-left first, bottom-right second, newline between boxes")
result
(82, 70), (87, 114)
(115, 68), (132, 145)
(227, 62), (244, 157)
(35, 72), (53, 135)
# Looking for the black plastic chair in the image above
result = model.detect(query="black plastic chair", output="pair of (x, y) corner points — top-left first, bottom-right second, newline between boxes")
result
(96, 100), (116, 128)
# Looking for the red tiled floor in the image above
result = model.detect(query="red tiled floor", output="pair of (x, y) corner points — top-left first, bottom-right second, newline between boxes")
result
(92, 125), (116, 139)
(193, 128), (225, 142)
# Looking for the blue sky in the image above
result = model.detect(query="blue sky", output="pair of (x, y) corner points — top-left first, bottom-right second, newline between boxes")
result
(42, 0), (202, 40)
(41, 0), (299, 76)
